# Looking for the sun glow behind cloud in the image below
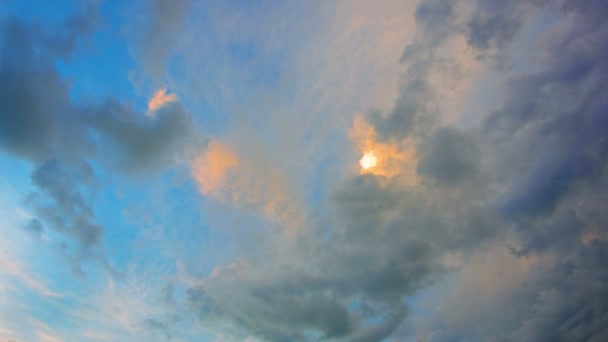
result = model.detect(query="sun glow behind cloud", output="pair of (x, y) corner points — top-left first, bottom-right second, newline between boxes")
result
(350, 116), (419, 186)
(359, 151), (378, 170)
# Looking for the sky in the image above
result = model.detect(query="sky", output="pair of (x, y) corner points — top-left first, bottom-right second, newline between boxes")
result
(0, 0), (607, 341)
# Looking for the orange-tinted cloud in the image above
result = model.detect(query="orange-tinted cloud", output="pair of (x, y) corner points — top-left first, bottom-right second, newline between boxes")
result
(191, 141), (238, 196)
(191, 140), (304, 235)
(349, 116), (419, 187)
(147, 88), (177, 114)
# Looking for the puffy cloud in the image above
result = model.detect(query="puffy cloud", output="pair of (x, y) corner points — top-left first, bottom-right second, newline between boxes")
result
(417, 128), (479, 187)
(125, 0), (194, 80)
(405, 1), (608, 340)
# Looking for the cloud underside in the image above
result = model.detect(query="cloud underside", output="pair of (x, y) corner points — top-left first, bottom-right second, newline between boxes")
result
(1, 0), (608, 341)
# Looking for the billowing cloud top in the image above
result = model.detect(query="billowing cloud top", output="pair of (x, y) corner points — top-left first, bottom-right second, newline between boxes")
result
(0, 0), (607, 341)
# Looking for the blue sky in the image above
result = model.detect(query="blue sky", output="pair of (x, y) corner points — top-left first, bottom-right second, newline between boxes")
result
(1, 0), (607, 341)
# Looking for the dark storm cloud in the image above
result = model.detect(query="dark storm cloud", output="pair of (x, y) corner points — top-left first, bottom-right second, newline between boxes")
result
(487, 0), (608, 254)
(370, 0), (461, 141)
(0, 7), (192, 274)
(414, 0), (457, 44)
(466, 0), (525, 51)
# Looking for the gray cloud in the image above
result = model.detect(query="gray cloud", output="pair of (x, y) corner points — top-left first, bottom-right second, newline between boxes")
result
(415, 0), (608, 340)
(511, 240), (608, 342)
(0, 7), (193, 274)
(180, 0), (608, 341)
(26, 158), (104, 276)
(87, 100), (192, 172)
(183, 169), (501, 340)
(418, 128), (480, 187)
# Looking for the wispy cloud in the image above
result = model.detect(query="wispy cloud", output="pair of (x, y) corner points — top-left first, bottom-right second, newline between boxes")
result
(147, 88), (178, 115)
(0, 249), (62, 298)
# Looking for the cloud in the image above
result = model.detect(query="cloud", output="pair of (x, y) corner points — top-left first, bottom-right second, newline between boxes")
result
(402, 1), (608, 340)
(147, 88), (178, 115)
(417, 128), (479, 187)
(0, 7), (193, 274)
(3, 0), (607, 340)
(184, 172), (496, 340)
(192, 140), (238, 196)
(124, 0), (194, 80)
(191, 139), (305, 235)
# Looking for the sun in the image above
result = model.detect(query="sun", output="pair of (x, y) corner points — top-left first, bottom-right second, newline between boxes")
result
(359, 151), (378, 170)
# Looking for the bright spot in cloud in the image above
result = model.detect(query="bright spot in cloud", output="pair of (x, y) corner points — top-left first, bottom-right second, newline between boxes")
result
(360, 151), (378, 170)
(147, 88), (177, 115)
(350, 116), (419, 187)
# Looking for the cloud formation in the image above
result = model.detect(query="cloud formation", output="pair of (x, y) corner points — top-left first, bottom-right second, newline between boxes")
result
(180, 1), (608, 340)
(0, 8), (192, 274)
(1, 0), (607, 341)
(147, 88), (178, 115)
